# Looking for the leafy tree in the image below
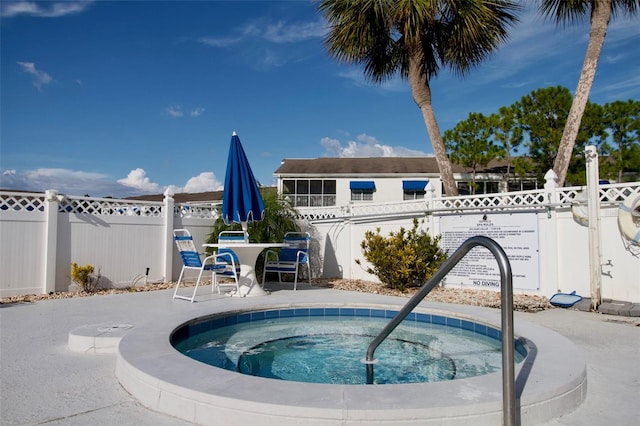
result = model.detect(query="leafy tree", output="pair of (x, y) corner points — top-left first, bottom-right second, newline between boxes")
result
(599, 99), (640, 182)
(486, 105), (524, 179)
(622, 143), (640, 182)
(565, 101), (606, 185)
(444, 112), (503, 194)
(444, 86), (636, 186)
(356, 219), (447, 292)
(540, 0), (639, 187)
(513, 86), (573, 181)
(318, 0), (521, 196)
(512, 86), (604, 184)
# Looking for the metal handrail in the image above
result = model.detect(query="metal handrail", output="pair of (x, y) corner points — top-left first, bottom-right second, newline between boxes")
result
(364, 235), (515, 426)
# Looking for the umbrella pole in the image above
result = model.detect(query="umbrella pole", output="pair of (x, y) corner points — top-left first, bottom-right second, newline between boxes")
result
(241, 222), (248, 241)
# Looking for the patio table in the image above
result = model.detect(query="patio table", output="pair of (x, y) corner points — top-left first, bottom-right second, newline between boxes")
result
(203, 242), (286, 297)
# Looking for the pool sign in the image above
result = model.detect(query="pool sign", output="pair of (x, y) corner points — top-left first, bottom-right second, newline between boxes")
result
(439, 213), (540, 290)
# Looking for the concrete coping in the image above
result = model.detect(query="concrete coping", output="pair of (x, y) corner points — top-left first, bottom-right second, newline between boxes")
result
(108, 291), (586, 425)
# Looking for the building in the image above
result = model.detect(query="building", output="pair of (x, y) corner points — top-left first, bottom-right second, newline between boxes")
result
(273, 157), (537, 207)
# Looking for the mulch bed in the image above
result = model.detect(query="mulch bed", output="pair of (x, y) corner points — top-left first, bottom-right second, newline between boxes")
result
(1, 278), (550, 313)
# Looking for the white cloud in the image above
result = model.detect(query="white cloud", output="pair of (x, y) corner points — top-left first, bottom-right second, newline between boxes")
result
(0, 167), (224, 198)
(337, 68), (407, 93)
(198, 17), (326, 71)
(592, 72), (640, 101)
(321, 134), (430, 158)
(1, 1), (93, 18)
(164, 105), (184, 117)
(165, 105), (204, 118)
(17, 62), (53, 90)
(0, 167), (141, 197)
(262, 48), (285, 68)
(190, 107), (205, 117)
(198, 36), (242, 48)
(262, 19), (327, 43)
(117, 168), (162, 193)
(199, 18), (326, 48)
(182, 172), (223, 193)
(320, 137), (342, 153)
(166, 172), (223, 194)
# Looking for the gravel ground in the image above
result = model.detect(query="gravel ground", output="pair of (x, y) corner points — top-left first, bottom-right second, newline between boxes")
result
(0, 278), (551, 313)
(314, 279), (551, 313)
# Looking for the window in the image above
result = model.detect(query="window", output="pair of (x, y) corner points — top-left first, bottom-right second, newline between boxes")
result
(455, 180), (512, 195)
(508, 179), (538, 192)
(486, 182), (500, 194)
(350, 181), (375, 201)
(403, 180), (428, 200)
(457, 181), (473, 195)
(283, 179), (336, 207)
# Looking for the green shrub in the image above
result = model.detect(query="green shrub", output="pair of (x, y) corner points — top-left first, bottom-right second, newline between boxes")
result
(355, 218), (447, 291)
(71, 263), (101, 293)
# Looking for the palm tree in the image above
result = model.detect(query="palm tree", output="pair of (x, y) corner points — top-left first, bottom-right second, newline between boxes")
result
(541, 0), (639, 187)
(318, 0), (521, 196)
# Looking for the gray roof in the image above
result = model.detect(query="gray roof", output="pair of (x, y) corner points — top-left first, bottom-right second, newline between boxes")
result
(127, 187), (277, 203)
(274, 157), (508, 176)
(127, 190), (224, 203)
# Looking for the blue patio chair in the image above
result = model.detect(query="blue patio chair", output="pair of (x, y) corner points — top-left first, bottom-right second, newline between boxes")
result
(173, 229), (239, 302)
(262, 232), (311, 290)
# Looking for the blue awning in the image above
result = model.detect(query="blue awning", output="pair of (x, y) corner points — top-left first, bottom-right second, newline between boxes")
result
(350, 181), (375, 190)
(402, 180), (428, 191)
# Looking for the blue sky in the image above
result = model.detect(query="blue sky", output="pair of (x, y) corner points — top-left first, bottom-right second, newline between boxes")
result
(1, 1), (638, 198)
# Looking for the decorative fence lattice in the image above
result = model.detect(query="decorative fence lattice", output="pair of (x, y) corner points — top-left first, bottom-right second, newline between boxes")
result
(351, 199), (428, 217)
(557, 182), (640, 204)
(295, 205), (343, 220)
(295, 200), (429, 220)
(0, 192), (47, 212)
(0, 191), (217, 219)
(3, 183), (639, 220)
(174, 203), (218, 219)
(434, 189), (547, 211)
(59, 197), (163, 216)
(295, 182), (640, 219)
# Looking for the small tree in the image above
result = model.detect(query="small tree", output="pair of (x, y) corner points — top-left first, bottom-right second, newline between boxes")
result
(600, 99), (640, 183)
(356, 219), (447, 292)
(444, 112), (504, 194)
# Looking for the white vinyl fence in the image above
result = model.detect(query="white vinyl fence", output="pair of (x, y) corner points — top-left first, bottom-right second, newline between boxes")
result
(0, 190), (217, 297)
(2, 180), (639, 303)
(302, 178), (640, 304)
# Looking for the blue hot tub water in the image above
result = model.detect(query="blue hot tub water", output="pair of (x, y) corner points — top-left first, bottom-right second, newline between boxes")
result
(171, 307), (526, 385)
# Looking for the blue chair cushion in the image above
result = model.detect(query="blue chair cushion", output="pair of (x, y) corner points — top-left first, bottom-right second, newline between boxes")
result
(266, 264), (298, 273)
(179, 251), (202, 268)
(278, 248), (308, 263)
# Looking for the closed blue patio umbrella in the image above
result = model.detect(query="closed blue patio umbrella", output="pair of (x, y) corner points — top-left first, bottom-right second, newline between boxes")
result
(222, 132), (265, 234)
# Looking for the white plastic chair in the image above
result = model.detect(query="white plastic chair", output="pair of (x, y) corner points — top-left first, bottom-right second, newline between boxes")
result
(173, 229), (239, 302)
(262, 232), (311, 290)
(216, 230), (248, 277)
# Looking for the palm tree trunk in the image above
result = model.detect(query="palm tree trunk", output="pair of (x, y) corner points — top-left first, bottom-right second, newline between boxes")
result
(409, 57), (459, 196)
(553, 0), (611, 187)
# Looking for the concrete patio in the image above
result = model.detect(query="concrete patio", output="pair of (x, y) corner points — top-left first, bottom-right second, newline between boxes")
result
(1, 285), (638, 425)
